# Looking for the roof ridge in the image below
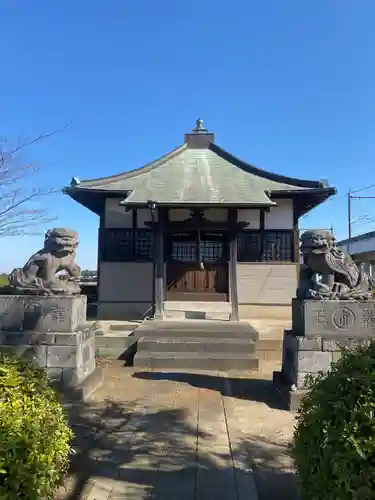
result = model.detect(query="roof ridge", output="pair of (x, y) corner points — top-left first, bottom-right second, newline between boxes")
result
(75, 143), (186, 188)
(210, 143), (325, 189)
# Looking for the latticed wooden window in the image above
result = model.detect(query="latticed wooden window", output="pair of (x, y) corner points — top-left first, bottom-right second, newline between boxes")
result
(262, 231), (294, 262)
(169, 233), (197, 262)
(200, 240), (224, 262)
(103, 229), (153, 262)
(237, 232), (262, 262)
(134, 230), (153, 261)
(237, 230), (294, 262)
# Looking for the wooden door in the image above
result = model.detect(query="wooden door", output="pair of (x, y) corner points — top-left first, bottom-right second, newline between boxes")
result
(166, 232), (229, 301)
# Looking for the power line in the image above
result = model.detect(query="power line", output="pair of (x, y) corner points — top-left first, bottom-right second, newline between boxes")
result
(348, 185), (375, 253)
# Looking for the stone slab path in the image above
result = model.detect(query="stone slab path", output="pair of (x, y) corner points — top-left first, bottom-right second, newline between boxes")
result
(56, 361), (298, 500)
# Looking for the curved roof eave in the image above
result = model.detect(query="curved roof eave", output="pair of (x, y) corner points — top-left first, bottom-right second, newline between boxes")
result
(210, 143), (328, 189)
(70, 143), (186, 189)
(65, 141), (333, 194)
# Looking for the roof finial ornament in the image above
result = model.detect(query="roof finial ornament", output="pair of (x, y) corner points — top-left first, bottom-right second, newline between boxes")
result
(193, 118), (208, 134)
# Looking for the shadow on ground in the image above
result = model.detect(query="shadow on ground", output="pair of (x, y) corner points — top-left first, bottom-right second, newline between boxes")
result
(55, 397), (298, 500)
(133, 371), (285, 410)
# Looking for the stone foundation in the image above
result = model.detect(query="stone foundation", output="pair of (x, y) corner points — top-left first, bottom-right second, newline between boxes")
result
(0, 326), (95, 385)
(0, 295), (101, 397)
(280, 329), (371, 390)
(276, 299), (375, 411)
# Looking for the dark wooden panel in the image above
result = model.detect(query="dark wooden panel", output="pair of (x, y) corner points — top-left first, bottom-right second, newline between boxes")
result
(165, 229), (229, 299)
(167, 262), (228, 295)
(166, 291), (228, 301)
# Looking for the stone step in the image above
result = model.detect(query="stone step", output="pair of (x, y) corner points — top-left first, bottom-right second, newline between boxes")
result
(163, 301), (231, 320)
(110, 322), (141, 333)
(162, 310), (230, 321)
(95, 334), (137, 359)
(134, 352), (259, 371)
(134, 320), (258, 340)
(137, 337), (256, 354)
(95, 336), (282, 363)
(164, 301), (232, 313)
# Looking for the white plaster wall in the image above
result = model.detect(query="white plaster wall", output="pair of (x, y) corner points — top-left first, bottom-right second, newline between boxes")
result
(237, 263), (297, 304)
(237, 209), (260, 229)
(105, 198), (132, 228)
(204, 208), (228, 221)
(169, 208), (191, 222)
(99, 262), (153, 302)
(265, 199), (293, 230)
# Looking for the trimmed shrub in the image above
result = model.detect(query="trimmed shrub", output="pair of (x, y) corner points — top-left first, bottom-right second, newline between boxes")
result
(292, 340), (375, 500)
(0, 354), (74, 499)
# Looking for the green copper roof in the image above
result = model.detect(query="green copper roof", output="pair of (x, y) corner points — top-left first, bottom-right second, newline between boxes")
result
(67, 142), (332, 206)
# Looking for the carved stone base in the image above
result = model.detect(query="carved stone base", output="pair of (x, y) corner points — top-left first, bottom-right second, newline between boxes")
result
(0, 295), (100, 398)
(0, 295), (87, 332)
(292, 298), (375, 336)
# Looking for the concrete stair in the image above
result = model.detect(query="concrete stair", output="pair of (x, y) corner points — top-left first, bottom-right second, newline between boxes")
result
(134, 352), (259, 370)
(94, 321), (140, 359)
(162, 301), (232, 321)
(133, 320), (259, 370)
(93, 317), (288, 374)
(137, 337), (256, 354)
(133, 319), (257, 338)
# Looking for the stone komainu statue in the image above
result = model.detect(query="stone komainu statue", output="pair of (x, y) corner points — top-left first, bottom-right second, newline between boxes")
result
(297, 229), (373, 301)
(8, 228), (81, 295)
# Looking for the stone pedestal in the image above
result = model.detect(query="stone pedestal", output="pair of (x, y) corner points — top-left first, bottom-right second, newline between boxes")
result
(0, 295), (87, 332)
(292, 298), (375, 337)
(0, 295), (102, 399)
(275, 299), (375, 411)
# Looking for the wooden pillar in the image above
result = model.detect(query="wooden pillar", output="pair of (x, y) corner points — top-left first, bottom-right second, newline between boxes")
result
(96, 212), (105, 309)
(228, 208), (239, 321)
(259, 208), (265, 260)
(292, 199), (301, 284)
(154, 208), (165, 320)
(292, 200), (300, 263)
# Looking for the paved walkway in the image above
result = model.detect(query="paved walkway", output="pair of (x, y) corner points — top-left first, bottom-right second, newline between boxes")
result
(57, 362), (297, 500)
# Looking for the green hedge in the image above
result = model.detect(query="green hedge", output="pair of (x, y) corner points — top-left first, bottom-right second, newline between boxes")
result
(292, 340), (375, 500)
(0, 354), (74, 499)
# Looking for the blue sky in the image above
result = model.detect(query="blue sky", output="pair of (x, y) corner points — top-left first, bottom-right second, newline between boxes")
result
(1, 0), (375, 270)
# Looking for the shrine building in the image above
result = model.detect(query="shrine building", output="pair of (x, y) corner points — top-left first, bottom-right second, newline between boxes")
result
(64, 120), (336, 322)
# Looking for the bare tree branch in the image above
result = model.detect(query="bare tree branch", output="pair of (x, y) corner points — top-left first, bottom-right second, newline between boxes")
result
(0, 125), (70, 237)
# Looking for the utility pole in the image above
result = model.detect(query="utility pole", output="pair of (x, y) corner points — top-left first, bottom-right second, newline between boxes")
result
(348, 189), (352, 254)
